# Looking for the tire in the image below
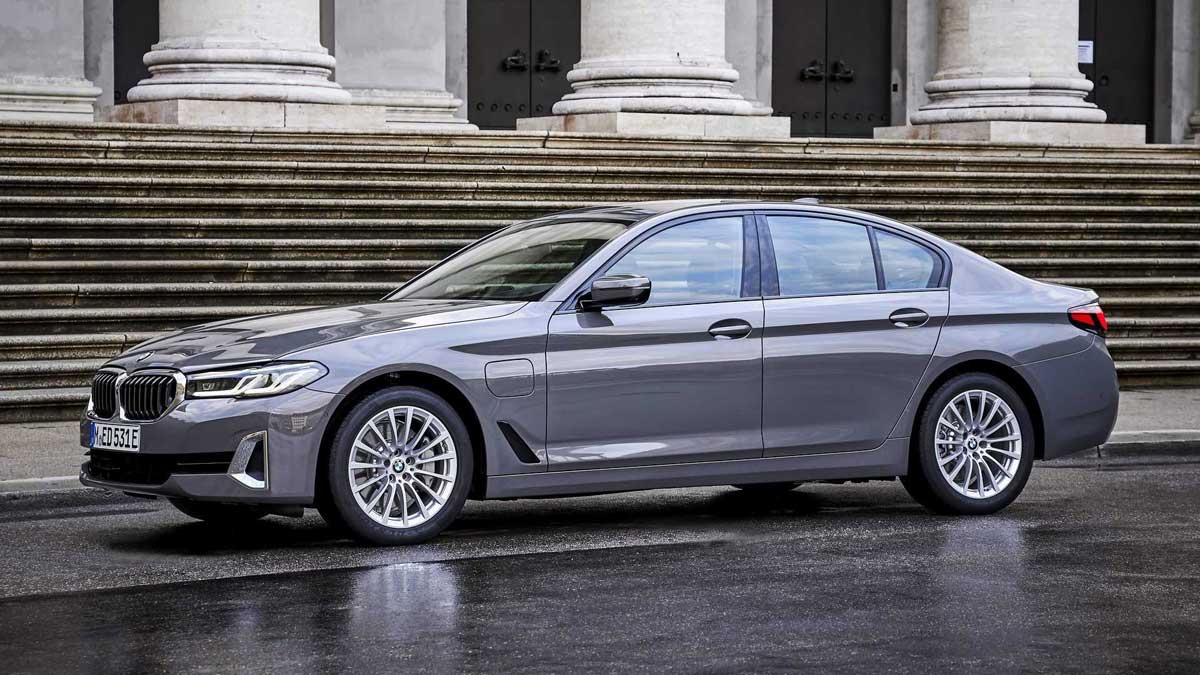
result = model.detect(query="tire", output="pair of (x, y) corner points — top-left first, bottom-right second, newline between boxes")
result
(169, 499), (269, 523)
(902, 373), (1035, 515)
(321, 386), (474, 546)
(731, 482), (800, 494)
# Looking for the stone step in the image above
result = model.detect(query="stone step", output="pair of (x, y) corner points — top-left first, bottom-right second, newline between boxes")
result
(994, 258), (1200, 277)
(3, 196), (1200, 223)
(0, 217), (504, 240)
(0, 387), (88, 423)
(4, 157), (1200, 190)
(0, 259), (438, 284)
(3, 124), (1199, 169)
(0, 237), (472, 261)
(0, 305), (301, 334)
(0, 358), (106, 389)
(0, 332), (156, 361)
(4, 175), (1200, 206)
(0, 282), (392, 309)
(959, 240), (1200, 256)
(1106, 337), (1200, 361)
(1113, 360), (1200, 387)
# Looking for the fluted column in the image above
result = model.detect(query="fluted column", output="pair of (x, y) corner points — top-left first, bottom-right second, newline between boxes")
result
(334, 0), (474, 129)
(912, 0), (1103, 124)
(127, 0), (349, 104)
(554, 0), (760, 116)
(0, 0), (100, 122)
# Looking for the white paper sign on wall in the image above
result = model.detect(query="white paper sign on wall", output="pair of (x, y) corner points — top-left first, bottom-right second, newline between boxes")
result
(1078, 40), (1094, 64)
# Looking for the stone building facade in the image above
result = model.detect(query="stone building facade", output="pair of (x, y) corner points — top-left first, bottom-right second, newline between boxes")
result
(2, 0), (1198, 143)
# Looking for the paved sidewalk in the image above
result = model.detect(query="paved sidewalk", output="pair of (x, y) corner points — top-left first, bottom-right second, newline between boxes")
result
(0, 388), (1196, 495)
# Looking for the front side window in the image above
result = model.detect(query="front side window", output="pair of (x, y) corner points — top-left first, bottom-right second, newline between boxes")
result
(767, 216), (878, 296)
(876, 230), (941, 290)
(606, 217), (745, 307)
(391, 218), (630, 301)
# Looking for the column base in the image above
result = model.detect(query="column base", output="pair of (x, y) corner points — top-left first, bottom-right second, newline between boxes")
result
(875, 121), (1146, 145)
(107, 100), (387, 129)
(346, 89), (477, 131)
(517, 112), (791, 138)
(0, 78), (100, 123)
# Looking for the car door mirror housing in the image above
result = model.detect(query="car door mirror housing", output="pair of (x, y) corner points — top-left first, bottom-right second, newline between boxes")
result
(579, 274), (651, 311)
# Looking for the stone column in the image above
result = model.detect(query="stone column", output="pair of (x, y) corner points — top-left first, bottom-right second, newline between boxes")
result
(0, 0), (100, 122)
(877, 0), (1143, 143)
(126, 0), (348, 103)
(334, 0), (474, 129)
(517, 0), (788, 137)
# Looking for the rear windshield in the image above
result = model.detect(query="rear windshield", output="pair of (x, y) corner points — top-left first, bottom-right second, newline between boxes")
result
(389, 218), (632, 302)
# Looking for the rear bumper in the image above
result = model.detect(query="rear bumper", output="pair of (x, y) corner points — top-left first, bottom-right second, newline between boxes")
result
(79, 387), (341, 504)
(1018, 337), (1119, 460)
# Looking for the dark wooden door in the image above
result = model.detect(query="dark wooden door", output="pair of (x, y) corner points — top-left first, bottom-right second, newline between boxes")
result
(772, 0), (891, 138)
(1079, 0), (1154, 141)
(113, 0), (158, 104)
(468, 0), (579, 129)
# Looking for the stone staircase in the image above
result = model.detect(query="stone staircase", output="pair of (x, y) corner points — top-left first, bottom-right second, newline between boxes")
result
(1, 122), (1198, 421)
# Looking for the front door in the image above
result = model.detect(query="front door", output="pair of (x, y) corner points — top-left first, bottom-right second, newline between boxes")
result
(1078, 0), (1154, 142)
(467, 0), (580, 129)
(759, 214), (947, 456)
(113, 0), (158, 105)
(546, 215), (764, 469)
(772, 0), (892, 138)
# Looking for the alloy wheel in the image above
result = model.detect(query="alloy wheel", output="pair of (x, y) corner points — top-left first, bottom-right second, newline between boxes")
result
(934, 389), (1022, 500)
(347, 405), (458, 529)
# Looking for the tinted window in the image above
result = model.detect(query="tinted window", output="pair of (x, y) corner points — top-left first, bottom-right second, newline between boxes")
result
(607, 217), (744, 306)
(767, 217), (878, 296)
(876, 230), (940, 290)
(391, 218), (629, 301)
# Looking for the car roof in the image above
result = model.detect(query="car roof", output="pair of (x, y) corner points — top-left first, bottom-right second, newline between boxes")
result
(563, 199), (897, 227)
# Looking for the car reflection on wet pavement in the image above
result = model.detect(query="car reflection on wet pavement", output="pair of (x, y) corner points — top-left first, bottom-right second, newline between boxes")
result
(1, 461), (1198, 673)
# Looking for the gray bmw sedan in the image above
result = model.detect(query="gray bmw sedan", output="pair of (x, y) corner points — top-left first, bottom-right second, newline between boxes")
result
(80, 200), (1119, 545)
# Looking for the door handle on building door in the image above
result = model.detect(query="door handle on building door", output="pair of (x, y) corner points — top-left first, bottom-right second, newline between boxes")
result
(800, 60), (825, 81)
(503, 49), (529, 71)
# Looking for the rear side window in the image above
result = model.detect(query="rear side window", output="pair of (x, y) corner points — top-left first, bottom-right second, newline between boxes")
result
(876, 230), (942, 290)
(766, 216), (878, 296)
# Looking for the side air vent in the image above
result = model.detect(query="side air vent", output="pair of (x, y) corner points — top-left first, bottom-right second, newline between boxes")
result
(497, 421), (540, 464)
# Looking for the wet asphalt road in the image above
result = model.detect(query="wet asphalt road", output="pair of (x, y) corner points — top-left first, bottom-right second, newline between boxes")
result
(1, 460), (1199, 674)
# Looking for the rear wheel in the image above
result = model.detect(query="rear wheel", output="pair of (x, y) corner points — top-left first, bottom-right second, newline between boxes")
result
(321, 387), (473, 546)
(169, 499), (269, 524)
(902, 373), (1035, 515)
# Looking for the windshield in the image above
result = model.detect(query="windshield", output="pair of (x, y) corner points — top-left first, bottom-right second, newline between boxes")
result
(389, 218), (632, 302)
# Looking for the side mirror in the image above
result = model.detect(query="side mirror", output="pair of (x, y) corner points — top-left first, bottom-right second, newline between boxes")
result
(579, 274), (651, 311)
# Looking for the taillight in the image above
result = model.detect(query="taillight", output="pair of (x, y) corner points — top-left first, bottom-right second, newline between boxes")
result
(1069, 302), (1108, 337)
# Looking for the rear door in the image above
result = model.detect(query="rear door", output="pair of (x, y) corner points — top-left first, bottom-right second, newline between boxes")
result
(759, 213), (949, 456)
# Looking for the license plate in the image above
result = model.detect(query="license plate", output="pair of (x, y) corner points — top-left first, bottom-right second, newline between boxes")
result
(90, 422), (141, 452)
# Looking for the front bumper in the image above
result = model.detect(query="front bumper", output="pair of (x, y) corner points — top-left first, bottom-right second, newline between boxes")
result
(1018, 336), (1120, 460)
(80, 387), (341, 504)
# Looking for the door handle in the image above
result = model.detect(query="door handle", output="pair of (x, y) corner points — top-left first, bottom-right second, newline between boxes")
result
(535, 49), (562, 72)
(830, 60), (855, 82)
(800, 59), (825, 81)
(889, 308), (929, 328)
(503, 49), (529, 71)
(708, 319), (753, 340)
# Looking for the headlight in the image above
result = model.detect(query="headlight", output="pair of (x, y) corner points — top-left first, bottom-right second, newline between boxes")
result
(185, 362), (327, 399)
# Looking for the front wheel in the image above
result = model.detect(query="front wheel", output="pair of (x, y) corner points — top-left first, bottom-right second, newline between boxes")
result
(320, 386), (474, 546)
(901, 373), (1035, 515)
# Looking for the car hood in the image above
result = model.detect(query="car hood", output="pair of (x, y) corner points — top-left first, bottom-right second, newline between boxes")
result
(106, 299), (526, 373)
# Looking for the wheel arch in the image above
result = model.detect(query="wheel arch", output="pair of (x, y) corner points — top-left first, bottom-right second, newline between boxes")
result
(909, 359), (1047, 462)
(314, 370), (489, 501)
